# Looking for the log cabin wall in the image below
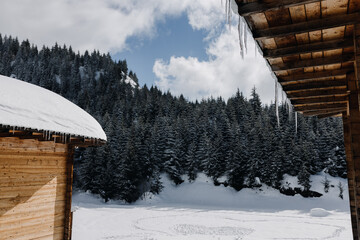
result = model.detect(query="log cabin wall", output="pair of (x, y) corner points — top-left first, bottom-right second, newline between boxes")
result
(0, 137), (73, 240)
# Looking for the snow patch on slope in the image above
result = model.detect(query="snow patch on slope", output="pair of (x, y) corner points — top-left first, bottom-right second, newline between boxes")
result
(122, 71), (138, 88)
(134, 173), (349, 212)
(79, 66), (87, 79)
(95, 70), (103, 81)
(125, 75), (137, 88)
(55, 74), (61, 84)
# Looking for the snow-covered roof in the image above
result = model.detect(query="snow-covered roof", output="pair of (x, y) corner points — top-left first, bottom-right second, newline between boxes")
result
(0, 75), (106, 141)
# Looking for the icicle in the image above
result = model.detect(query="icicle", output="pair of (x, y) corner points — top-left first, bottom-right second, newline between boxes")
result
(288, 99), (293, 121)
(275, 80), (280, 127)
(238, 16), (244, 59)
(225, 0), (228, 21)
(295, 112), (298, 134)
(228, 0), (232, 28)
(225, 0), (232, 29)
(244, 19), (248, 54)
(255, 41), (258, 58)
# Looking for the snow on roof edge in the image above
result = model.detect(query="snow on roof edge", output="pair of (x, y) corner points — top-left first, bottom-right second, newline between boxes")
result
(0, 75), (107, 142)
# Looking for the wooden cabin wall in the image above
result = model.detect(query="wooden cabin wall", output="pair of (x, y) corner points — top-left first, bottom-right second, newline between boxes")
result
(0, 137), (71, 240)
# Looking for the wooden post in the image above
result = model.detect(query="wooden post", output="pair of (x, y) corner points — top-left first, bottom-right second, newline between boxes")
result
(343, 112), (359, 240)
(64, 145), (75, 240)
(345, 23), (360, 240)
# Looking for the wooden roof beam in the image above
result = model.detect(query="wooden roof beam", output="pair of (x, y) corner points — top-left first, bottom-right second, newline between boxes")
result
(264, 39), (354, 59)
(291, 95), (348, 105)
(278, 68), (353, 83)
(19, 135), (44, 140)
(0, 130), (32, 138)
(254, 13), (360, 40)
(294, 102), (348, 112)
(317, 112), (343, 118)
(272, 54), (354, 72)
(288, 88), (348, 98)
(236, 0), (320, 17)
(301, 108), (346, 116)
(282, 80), (347, 91)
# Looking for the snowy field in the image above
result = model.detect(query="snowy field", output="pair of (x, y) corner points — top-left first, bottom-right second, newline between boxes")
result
(72, 173), (352, 240)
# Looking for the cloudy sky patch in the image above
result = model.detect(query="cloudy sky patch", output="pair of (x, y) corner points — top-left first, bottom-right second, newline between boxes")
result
(0, 0), (275, 103)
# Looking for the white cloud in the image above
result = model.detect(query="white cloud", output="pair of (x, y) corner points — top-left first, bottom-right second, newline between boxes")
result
(0, 0), (275, 103)
(154, 28), (276, 104)
(0, 0), (222, 53)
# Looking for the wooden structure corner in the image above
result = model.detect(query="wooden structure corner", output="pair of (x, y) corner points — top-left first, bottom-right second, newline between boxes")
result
(0, 131), (103, 240)
(0, 77), (106, 240)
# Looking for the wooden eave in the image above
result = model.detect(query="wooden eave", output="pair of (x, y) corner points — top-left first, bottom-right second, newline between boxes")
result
(0, 125), (106, 147)
(236, 0), (360, 117)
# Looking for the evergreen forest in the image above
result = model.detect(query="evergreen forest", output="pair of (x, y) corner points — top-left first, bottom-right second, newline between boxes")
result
(0, 35), (347, 203)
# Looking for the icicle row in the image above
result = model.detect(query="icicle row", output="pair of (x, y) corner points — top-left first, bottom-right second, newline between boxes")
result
(225, 0), (251, 59)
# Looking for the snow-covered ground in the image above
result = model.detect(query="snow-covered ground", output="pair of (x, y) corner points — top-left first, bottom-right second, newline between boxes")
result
(72, 173), (352, 239)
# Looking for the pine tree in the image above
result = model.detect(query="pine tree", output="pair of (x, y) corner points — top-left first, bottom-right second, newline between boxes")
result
(298, 165), (311, 191)
(186, 142), (198, 182)
(338, 182), (344, 199)
(321, 175), (330, 193)
(249, 86), (262, 116)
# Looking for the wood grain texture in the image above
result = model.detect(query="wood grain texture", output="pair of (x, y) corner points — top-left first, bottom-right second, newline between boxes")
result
(272, 53), (354, 71)
(0, 137), (69, 240)
(254, 13), (360, 40)
(237, 0), (320, 16)
(278, 68), (353, 82)
(264, 38), (353, 58)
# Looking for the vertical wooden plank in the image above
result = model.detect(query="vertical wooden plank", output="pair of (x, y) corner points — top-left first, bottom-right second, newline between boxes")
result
(63, 145), (75, 240)
(346, 22), (360, 238)
(355, 24), (360, 83)
(343, 113), (358, 240)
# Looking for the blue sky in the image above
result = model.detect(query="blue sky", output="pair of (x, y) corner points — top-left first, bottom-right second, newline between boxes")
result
(115, 14), (208, 87)
(0, 0), (275, 103)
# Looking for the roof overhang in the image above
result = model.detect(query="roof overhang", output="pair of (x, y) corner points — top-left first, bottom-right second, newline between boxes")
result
(234, 0), (360, 117)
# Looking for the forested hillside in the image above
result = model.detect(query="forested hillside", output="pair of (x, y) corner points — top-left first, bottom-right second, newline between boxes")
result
(0, 35), (347, 202)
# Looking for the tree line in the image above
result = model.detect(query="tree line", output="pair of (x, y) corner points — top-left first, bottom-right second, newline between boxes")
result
(0, 35), (347, 202)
